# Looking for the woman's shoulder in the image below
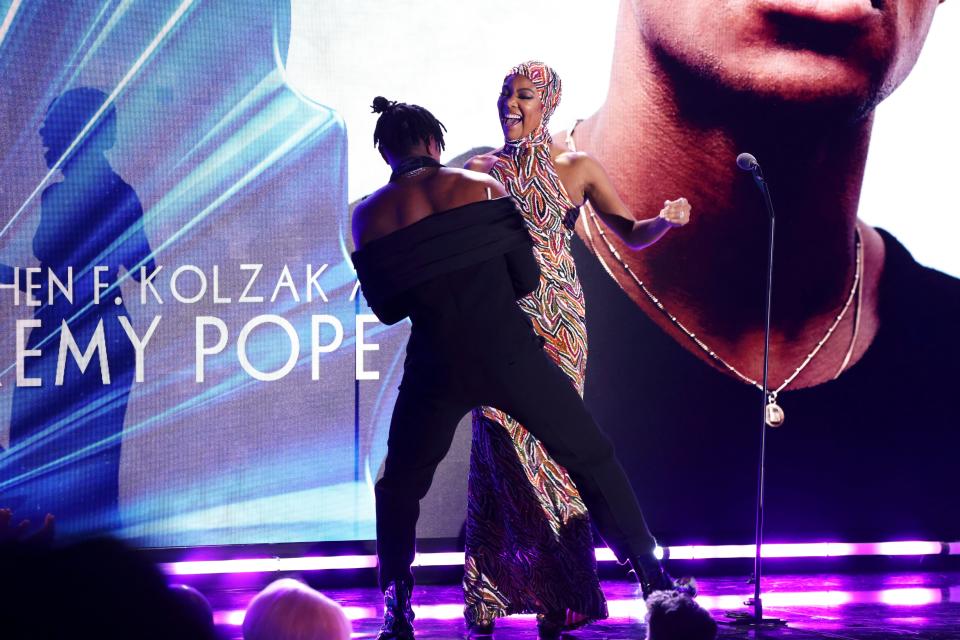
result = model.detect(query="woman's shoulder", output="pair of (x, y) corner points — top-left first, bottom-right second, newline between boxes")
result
(442, 166), (508, 197)
(552, 148), (602, 190)
(551, 127), (593, 166)
(462, 152), (500, 174)
(552, 147), (593, 170)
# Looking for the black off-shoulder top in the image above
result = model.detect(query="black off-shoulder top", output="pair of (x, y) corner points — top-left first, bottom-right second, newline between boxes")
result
(351, 197), (539, 325)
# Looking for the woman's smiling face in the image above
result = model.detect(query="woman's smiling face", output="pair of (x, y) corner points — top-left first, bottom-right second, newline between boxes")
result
(498, 74), (544, 140)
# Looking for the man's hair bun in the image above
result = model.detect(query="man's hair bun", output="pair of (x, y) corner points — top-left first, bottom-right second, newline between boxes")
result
(371, 96), (397, 114)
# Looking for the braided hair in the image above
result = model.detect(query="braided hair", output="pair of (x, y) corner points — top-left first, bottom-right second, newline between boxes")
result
(371, 96), (447, 156)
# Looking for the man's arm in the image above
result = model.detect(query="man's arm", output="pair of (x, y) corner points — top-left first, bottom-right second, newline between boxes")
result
(504, 243), (541, 299)
(367, 295), (410, 326)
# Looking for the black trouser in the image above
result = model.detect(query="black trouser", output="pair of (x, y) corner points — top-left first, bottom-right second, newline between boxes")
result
(375, 335), (657, 591)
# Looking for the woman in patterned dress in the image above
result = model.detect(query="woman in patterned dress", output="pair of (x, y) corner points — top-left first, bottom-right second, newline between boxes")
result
(462, 61), (691, 636)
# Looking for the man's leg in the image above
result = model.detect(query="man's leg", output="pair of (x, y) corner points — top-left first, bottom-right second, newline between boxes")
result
(478, 345), (720, 640)
(481, 347), (657, 565)
(375, 382), (469, 591)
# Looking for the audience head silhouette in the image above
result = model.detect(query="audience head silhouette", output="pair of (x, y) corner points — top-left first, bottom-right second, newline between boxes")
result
(243, 578), (352, 640)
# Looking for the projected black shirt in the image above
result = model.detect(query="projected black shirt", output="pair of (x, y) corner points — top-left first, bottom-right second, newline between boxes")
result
(572, 229), (960, 545)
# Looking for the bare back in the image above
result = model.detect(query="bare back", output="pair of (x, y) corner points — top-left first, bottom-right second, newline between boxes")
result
(352, 167), (507, 248)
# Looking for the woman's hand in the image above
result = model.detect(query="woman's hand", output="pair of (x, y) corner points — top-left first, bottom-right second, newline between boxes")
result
(657, 197), (691, 227)
(619, 196), (690, 248)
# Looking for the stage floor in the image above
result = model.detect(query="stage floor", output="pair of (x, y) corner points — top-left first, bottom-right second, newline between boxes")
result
(206, 571), (960, 639)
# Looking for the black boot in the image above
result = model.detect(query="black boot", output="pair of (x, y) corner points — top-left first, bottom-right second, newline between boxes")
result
(629, 554), (696, 600)
(377, 580), (415, 640)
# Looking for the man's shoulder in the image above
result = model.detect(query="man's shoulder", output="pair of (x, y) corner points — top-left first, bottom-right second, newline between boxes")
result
(351, 185), (393, 229)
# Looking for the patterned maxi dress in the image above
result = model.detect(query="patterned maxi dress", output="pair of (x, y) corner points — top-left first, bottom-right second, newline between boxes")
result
(463, 61), (607, 625)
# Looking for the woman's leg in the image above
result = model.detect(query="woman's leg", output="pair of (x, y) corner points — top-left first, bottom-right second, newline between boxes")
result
(463, 409), (606, 627)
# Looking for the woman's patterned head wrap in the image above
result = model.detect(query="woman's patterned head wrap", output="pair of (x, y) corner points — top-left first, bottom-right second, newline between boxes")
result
(507, 60), (562, 132)
(493, 60), (579, 238)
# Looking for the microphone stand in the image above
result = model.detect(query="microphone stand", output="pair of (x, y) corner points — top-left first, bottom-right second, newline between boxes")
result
(725, 158), (787, 628)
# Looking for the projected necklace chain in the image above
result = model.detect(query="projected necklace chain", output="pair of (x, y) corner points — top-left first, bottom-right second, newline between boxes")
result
(581, 198), (862, 428)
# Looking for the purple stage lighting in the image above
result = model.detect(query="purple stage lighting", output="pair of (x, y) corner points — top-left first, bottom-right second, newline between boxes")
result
(212, 586), (958, 627)
(165, 540), (958, 576)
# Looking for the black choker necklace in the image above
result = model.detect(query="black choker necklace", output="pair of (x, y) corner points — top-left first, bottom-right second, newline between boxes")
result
(390, 156), (443, 182)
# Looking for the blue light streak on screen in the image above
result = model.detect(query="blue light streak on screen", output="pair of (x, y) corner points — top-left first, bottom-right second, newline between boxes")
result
(0, 0), (409, 546)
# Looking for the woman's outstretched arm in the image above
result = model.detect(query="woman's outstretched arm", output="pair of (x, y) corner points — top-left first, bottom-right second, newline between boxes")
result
(579, 153), (690, 249)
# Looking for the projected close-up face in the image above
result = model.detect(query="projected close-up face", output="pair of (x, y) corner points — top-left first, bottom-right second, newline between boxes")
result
(632, 0), (941, 111)
(498, 74), (545, 140)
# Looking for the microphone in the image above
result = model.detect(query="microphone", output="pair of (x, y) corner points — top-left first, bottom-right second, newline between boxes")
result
(736, 152), (759, 172)
(737, 152), (772, 216)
